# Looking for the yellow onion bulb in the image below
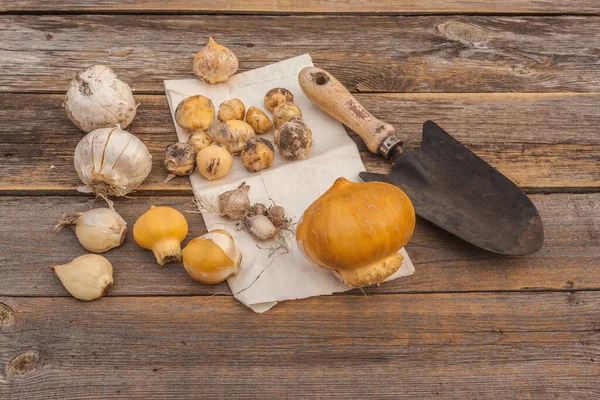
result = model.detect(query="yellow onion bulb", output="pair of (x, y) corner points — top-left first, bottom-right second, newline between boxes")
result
(182, 230), (242, 284)
(133, 206), (188, 265)
(296, 178), (415, 287)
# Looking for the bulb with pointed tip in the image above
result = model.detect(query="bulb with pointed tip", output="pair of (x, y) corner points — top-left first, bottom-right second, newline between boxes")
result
(51, 254), (113, 301)
(193, 37), (239, 84)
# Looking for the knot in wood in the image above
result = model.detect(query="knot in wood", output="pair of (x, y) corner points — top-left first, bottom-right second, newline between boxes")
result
(7, 351), (42, 375)
(0, 302), (14, 326)
(437, 21), (487, 47)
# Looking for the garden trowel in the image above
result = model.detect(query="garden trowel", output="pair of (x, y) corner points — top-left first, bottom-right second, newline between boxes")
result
(299, 67), (543, 255)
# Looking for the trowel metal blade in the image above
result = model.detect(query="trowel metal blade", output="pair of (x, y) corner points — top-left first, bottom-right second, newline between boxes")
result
(360, 121), (544, 255)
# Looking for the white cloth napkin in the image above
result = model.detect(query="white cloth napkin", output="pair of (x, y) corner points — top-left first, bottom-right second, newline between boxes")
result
(164, 54), (414, 312)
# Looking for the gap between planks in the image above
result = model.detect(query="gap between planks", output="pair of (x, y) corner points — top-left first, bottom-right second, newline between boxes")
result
(2, 287), (600, 299)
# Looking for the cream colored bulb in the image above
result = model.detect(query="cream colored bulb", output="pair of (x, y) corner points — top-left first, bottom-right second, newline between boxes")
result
(74, 126), (152, 197)
(55, 208), (127, 253)
(51, 254), (113, 301)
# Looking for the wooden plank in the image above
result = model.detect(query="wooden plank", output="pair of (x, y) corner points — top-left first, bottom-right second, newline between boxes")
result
(1, 293), (599, 398)
(1, 92), (598, 193)
(2, 0), (600, 14)
(1, 15), (600, 93)
(0, 193), (598, 297)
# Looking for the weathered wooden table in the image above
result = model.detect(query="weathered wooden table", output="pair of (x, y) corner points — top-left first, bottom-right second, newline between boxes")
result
(1, 1), (599, 398)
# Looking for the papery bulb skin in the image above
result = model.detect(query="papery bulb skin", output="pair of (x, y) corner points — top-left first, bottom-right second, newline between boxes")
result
(182, 230), (242, 284)
(51, 254), (113, 301)
(296, 178), (415, 287)
(55, 208), (127, 253)
(64, 65), (137, 133)
(133, 206), (189, 265)
(74, 126), (152, 197)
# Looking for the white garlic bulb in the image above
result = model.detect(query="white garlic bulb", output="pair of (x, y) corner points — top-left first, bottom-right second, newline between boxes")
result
(74, 126), (152, 197)
(64, 65), (137, 133)
(51, 254), (113, 301)
(55, 208), (127, 253)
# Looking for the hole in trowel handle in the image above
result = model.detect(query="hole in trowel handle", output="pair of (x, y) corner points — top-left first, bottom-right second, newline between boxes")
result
(313, 72), (330, 85)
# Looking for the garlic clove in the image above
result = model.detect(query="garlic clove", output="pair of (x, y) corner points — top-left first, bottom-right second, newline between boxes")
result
(182, 230), (242, 284)
(218, 183), (251, 220)
(64, 65), (137, 133)
(55, 208), (127, 253)
(133, 206), (188, 265)
(74, 126), (152, 198)
(51, 254), (113, 301)
(193, 37), (239, 84)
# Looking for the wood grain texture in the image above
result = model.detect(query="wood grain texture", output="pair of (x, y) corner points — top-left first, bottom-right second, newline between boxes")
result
(1, 293), (599, 399)
(1, 193), (598, 297)
(1, 93), (598, 193)
(1, 15), (600, 93)
(2, 0), (600, 14)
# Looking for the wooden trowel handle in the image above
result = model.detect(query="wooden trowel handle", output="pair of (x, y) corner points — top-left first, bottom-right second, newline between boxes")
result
(298, 67), (398, 156)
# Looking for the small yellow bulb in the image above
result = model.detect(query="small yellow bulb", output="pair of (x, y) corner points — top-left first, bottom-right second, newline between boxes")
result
(133, 206), (188, 265)
(182, 230), (242, 284)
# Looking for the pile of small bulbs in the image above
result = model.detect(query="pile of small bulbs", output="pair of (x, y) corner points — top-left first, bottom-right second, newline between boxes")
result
(165, 86), (313, 182)
(53, 37), (285, 301)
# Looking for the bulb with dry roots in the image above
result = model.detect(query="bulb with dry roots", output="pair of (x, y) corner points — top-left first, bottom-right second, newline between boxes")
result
(54, 208), (127, 253)
(296, 178), (416, 287)
(273, 102), (302, 129)
(241, 137), (275, 172)
(218, 183), (251, 220)
(264, 88), (294, 112)
(133, 206), (189, 265)
(212, 120), (256, 154)
(218, 99), (246, 122)
(175, 95), (215, 131)
(196, 143), (233, 181)
(193, 37), (239, 84)
(164, 142), (196, 176)
(274, 118), (312, 160)
(64, 65), (137, 132)
(245, 107), (273, 134)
